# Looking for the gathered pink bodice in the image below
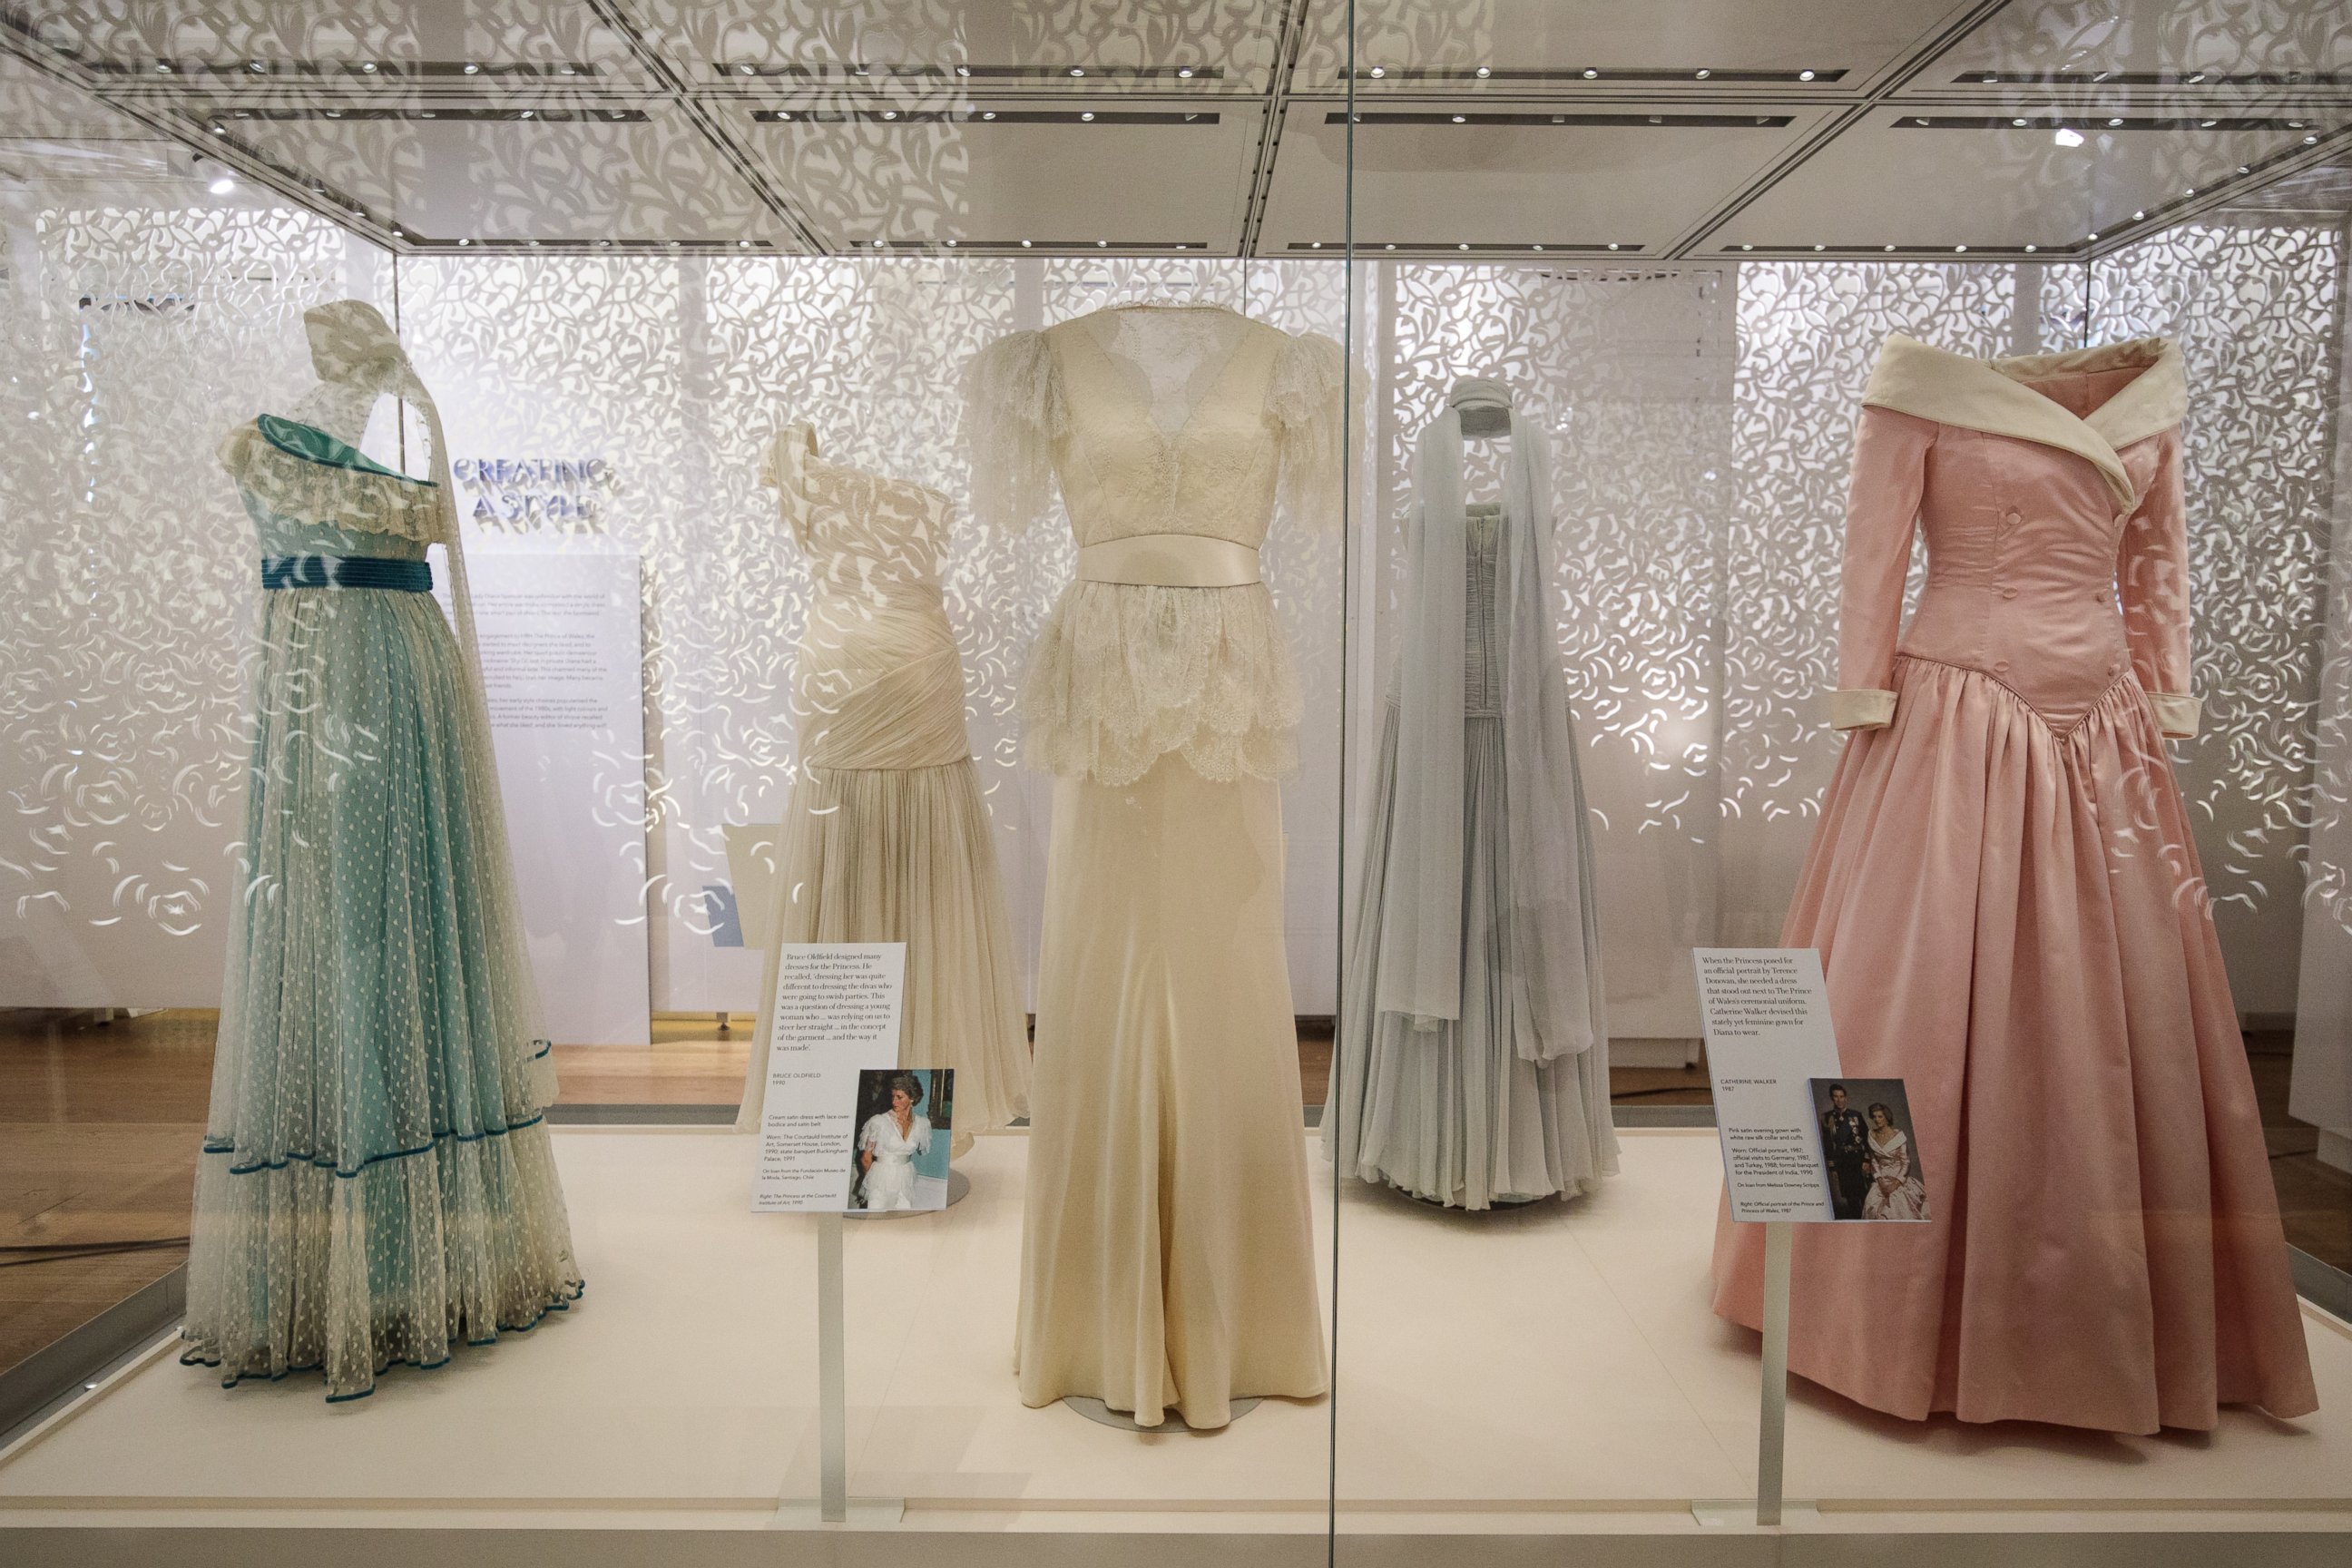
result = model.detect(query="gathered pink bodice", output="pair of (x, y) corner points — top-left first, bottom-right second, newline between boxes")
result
(1834, 338), (2194, 738)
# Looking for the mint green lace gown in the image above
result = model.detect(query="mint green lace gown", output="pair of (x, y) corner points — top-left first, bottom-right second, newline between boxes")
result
(182, 414), (583, 1401)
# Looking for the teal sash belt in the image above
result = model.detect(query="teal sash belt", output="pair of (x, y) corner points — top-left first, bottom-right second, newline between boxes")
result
(262, 554), (432, 592)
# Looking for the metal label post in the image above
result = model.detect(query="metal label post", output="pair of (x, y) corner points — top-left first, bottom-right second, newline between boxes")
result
(818, 1210), (847, 1523)
(1756, 1219), (1793, 1527)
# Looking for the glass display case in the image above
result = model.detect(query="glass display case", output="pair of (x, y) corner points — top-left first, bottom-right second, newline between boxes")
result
(0, 3), (2346, 1563)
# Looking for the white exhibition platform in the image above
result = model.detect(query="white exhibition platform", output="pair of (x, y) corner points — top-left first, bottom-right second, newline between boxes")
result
(2, 1128), (2347, 1568)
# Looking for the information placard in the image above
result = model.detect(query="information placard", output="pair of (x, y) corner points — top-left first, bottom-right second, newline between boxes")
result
(752, 943), (907, 1212)
(1694, 947), (1844, 1222)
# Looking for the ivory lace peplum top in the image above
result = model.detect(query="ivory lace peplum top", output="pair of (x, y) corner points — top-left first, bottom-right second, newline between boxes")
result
(964, 302), (1342, 785)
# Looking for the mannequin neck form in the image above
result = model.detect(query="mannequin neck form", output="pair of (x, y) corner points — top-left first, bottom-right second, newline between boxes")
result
(283, 378), (382, 448)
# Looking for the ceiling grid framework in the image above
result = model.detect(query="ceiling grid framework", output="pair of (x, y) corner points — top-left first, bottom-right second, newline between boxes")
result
(0, 1), (2347, 260)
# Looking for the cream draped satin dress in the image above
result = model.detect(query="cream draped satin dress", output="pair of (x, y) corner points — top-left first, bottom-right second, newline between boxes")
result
(966, 303), (1340, 1428)
(735, 425), (1029, 1139)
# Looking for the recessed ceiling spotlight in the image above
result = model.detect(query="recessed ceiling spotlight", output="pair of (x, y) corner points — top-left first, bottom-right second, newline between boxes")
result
(598, 239), (612, 247)
(2024, 244), (2036, 252)
(1309, 240), (1322, 249)
(421, 110), (436, 118)
(391, 225), (404, 236)
(1475, 65), (1491, 78)
(1080, 111), (1093, 121)
(528, 239), (541, 247)
(360, 61), (377, 73)
(1582, 68), (1597, 79)
(2239, 164), (2251, 173)
(2053, 126), (2083, 147)
(882, 109), (898, 119)
(1172, 242), (1185, 249)
(1884, 244), (1896, 251)
(1533, 243), (1545, 250)
(2200, 119), (2217, 128)
(982, 111), (996, 120)
(2132, 209), (2144, 219)
(946, 238), (958, 246)
(1451, 113), (1466, 123)
(458, 237), (471, 246)
(1695, 68), (1710, 80)
(464, 63), (479, 74)
(954, 64), (970, 76)
(1368, 66), (1385, 78)
(1955, 244), (1967, 252)
(2188, 71), (2207, 83)
(1456, 241), (1470, 250)
(1383, 242), (1396, 250)
(1095, 239), (1108, 247)
(2184, 186), (2195, 195)
(2107, 117), (2122, 127)
(738, 239), (750, 247)
(2289, 121), (2306, 129)
(209, 123), (225, 134)
(1812, 243), (1825, 251)
(1070, 67), (1084, 77)
(1020, 238), (1032, 247)
(1740, 243), (1753, 250)
(2307, 134), (2320, 144)
(327, 109), (343, 118)
(248, 59), (264, 72)
(872, 238), (885, 248)
(2087, 231), (2099, 240)
(154, 62), (172, 74)
(1606, 242), (1619, 250)
(2012, 117), (2028, 128)
(1177, 66), (1193, 78)
(208, 174), (236, 194)
(1798, 69), (1815, 81)
(737, 63), (755, 75)
(667, 239), (680, 248)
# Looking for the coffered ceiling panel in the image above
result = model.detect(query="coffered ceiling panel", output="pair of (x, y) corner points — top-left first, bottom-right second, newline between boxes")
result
(7, 1), (651, 88)
(1294, 0), (1980, 96)
(1258, 97), (1828, 255)
(181, 94), (789, 247)
(5, 2), (2349, 255)
(638, 0), (1283, 96)
(1925, 0), (2352, 95)
(734, 93), (1259, 253)
(1708, 103), (2347, 254)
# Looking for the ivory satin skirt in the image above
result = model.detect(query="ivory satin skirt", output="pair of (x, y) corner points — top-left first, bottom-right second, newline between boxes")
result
(1015, 754), (1328, 1428)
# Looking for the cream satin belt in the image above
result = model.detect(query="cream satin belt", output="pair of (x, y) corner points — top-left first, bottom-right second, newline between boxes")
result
(1076, 534), (1261, 588)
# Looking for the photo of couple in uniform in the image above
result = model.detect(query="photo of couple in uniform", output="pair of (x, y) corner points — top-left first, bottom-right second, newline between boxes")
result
(1812, 1079), (1929, 1222)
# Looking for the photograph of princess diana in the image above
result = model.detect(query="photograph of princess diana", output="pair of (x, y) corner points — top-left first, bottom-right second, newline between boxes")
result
(848, 1067), (955, 1211)
(1810, 1078), (1929, 1222)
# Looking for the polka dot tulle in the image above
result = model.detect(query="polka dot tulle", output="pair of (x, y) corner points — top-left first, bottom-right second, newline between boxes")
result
(184, 429), (583, 1402)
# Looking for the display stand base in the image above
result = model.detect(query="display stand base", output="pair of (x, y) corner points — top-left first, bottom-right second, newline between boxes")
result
(1690, 1499), (1819, 1528)
(1063, 1395), (1261, 1432)
(769, 1498), (906, 1529)
(848, 1167), (971, 1218)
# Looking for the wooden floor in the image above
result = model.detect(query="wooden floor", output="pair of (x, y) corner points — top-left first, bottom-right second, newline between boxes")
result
(4, 1008), (2345, 1387)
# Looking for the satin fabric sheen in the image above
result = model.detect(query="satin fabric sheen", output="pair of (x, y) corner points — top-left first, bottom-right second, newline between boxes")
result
(1711, 345), (2317, 1433)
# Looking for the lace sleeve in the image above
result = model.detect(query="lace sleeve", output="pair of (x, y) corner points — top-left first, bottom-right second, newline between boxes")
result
(1269, 329), (1345, 527)
(961, 328), (1064, 535)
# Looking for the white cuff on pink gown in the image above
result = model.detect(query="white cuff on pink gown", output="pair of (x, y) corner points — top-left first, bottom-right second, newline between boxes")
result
(1828, 688), (1896, 730)
(2149, 691), (2200, 739)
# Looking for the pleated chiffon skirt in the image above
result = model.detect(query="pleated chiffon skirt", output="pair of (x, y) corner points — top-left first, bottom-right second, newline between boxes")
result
(1711, 655), (2318, 1433)
(1016, 755), (1328, 1429)
(185, 584), (583, 1402)
(740, 756), (1031, 1136)
(1327, 708), (1617, 1210)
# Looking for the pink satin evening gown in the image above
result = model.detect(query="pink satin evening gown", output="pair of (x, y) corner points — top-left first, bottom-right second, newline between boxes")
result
(1710, 335), (2318, 1435)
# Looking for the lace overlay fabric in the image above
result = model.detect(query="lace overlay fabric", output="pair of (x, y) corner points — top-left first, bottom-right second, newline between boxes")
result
(963, 306), (1342, 783)
(218, 421), (447, 544)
